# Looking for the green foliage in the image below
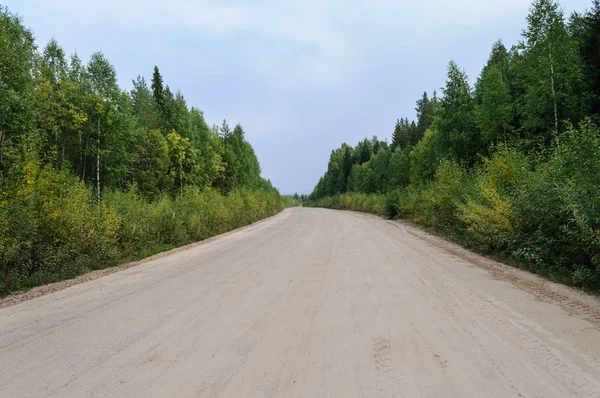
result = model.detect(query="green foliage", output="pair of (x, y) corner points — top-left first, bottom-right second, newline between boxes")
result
(311, 122), (600, 290)
(132, 129), (172, 198)
(307, 1), (600, 291)
(511, 120), (600, 287)
(391, 118), (413, 150)
(3, 5), (269, 200)
(131, 75), (161, 130)
(1, 159), (119, 293)
(459, 147), (529, 252)
(438, 61), (481, 163)
(570, 1), (600, 117)
(389, 147), (411, 188)
(281, 195), (302, 207)
(0, 6), (285, 295)
(414, 91), (438, 143)
(409, 128), (441, 184)
(151, 66), (165, 114)
(402, 159), (473, 231)
(1, 174), (283, 294)
(354, 138), (373, 165)
(0, 5), (36, 177)
(476, 65), (512, 146)
(518, 0), (584, 141)
(306, 193), (386, 217)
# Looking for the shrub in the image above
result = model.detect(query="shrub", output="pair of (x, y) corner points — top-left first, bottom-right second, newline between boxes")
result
(458, 147), (528, 252)
(1, 175), (283, 295)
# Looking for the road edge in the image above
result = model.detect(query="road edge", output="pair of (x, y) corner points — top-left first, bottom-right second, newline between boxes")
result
(0, 208), (289, 310)
(334, 208), (600, 327)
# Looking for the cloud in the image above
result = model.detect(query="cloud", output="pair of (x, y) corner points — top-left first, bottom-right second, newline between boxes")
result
(34, 0), (535, 91)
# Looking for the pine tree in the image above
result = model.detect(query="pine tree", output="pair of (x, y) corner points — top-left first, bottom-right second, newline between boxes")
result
(354, 138), (372, 164)
(570, 1), (600, 118)
(476, 65), (512, 145)
(219, 119), (231, 138)
(474, 40), (510, 104)
(391, 119), (402, 151)
(151, 66), (165, 114)
(341, 143), (353, 192)
(131, 75), (161, 130)
(414, 92), (437, 144)
(438, 61), (480, 163)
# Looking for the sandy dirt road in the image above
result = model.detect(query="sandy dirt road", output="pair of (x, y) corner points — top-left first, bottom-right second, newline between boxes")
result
(2, 207), (600, 397)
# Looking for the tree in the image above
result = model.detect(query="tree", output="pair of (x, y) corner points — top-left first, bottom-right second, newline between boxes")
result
(364, 147), (391, 193)
(354, 138), (372, 164)
(438, 61), (480, 163)
(131, 75), (160, 130)
(570, 1), (600, 118)
(189, 108), (219, 187)
(519, 0), (583, 143)
(215, 122), (262, 193)
(410, 128), (441, 184)
(219, 119), (231, 138)
(415, 92), (436, 143)
(166, 130), (200, 194)
(476, 65), (512, 145)
(341, 143), (353, 192)
(474, 40), (510, 104)
(164, 91), (191, 137)
(347, 164), (364, 192)
(371, 136), (382, 154)
(0, 6), (36, 180)
(391, 118), (412, 150)
(389, 147), (411, 188)
(324, 148), (344, 195)
(132, 129), (172, 198)
(86, 52), (119, 199)
(151, 66), (165, 114)
(36, 40), (87, 165)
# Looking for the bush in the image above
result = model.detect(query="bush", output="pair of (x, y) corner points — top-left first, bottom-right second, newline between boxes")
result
(0, 165), (120, 293)
(413, 159), (473, 232)
(458, 147), (529, 252)
(507, 121), (600, 288)
(384, 189), (402, 218)
(0, 170), (284, 295)
(306, 192), (386, 217)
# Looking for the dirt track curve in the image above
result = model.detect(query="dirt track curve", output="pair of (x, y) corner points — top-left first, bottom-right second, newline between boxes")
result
(1, 207), (600, 397)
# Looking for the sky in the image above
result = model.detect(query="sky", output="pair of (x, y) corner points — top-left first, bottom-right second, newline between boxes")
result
(5, 0), (592, 194)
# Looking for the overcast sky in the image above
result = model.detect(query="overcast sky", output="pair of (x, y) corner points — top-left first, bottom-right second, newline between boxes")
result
(6, 0), (591, 194)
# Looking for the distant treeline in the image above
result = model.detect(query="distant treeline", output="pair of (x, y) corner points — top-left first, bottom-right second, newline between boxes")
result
(307, 0), (600, 291)
(0, 6), (287, 294)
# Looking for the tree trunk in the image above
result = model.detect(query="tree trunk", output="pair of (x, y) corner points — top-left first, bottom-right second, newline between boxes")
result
(180, 160), (184, 195)
(78, 134), (82, 177)
(0, 130), (4, 192)
(97, 120), (101, 201)
(83, 134), (89, 182)
(61, 131), (67, 164)
(548, 42), (559, 139)
(0, 130), (4, 170)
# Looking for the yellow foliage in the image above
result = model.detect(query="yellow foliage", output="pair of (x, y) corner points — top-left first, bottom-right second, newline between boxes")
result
(459, 183), (517, 250)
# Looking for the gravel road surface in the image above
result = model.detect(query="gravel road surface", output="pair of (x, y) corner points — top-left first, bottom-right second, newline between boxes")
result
(2, 207), (600, 397)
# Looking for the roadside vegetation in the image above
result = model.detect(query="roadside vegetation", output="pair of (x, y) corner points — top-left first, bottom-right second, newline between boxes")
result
(281, 194), (304, 207)
(0, 6), (288, 295)
(307, 0), (600, 291)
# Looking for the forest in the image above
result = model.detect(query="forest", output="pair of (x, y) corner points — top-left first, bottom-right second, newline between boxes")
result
(308, 0), (600, 290)
(0, 6), (294, 294)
